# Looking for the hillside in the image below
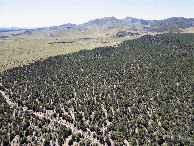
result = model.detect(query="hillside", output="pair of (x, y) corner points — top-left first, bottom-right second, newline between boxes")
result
(72, 17), (194, 33)
(0, 33), (193, 145)
(149, 17), (194, 32)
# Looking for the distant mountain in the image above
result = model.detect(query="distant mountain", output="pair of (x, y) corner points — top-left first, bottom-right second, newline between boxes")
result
(0, 27), (24, 32)
(0, 27), (36, 33)
(54, 23), (76, 28)
(76, 17), (194, 33)
(148, 17), (194, 32)
(120, 17), (151, 26)
(84, 17), (119, 26)
(83, 17), (151, 27)
(1, 17), (194, 36)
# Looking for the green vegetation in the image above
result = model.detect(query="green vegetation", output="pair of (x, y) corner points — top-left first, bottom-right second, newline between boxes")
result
(0, 90), (72, 145)
(0, 26), (140, 72)
(0, 33), (193, 145)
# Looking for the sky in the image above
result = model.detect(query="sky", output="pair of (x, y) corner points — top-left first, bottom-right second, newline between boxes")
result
(0, 0), (194, 28)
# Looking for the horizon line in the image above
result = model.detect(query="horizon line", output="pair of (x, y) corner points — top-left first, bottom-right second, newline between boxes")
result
(0, 16), (193, 29)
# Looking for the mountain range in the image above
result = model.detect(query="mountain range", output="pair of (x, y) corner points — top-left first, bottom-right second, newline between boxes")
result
(56, 17), (194, 33)
(1, 17), (194, 34)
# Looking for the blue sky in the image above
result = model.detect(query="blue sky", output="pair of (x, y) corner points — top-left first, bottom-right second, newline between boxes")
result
(0, 0), (193, 27)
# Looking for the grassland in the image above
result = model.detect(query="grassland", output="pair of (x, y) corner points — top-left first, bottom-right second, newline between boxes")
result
(0, 26), (193, 72)
(0, 27), (142, 72)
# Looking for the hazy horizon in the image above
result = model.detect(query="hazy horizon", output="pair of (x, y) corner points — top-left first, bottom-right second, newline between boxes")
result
(1, 0), (194, 28)
(1, 16), (193, 29)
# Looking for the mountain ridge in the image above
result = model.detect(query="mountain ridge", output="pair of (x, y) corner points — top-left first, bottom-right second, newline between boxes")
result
(54, 16), (194, 33)
(56, 17), (193, 28)
(1, 17), (194, 33)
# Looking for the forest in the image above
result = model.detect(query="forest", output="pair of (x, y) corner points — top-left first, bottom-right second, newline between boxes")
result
(0, 33), (193, 145)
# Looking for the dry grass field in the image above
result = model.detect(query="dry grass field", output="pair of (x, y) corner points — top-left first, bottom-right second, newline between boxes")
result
(0, 27), (142, 72)
(0, 25), (193, 72)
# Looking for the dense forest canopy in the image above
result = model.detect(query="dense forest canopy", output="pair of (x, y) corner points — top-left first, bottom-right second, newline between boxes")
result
(0, 33), (193, 145)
